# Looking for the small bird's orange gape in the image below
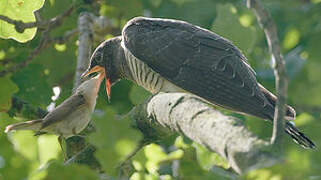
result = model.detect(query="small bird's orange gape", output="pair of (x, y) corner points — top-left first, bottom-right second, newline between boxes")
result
(82, 65), (111, 101)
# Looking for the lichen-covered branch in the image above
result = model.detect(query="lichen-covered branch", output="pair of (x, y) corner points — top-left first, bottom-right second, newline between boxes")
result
(130, 93), (279, 174)
(247, 0), (288, 148)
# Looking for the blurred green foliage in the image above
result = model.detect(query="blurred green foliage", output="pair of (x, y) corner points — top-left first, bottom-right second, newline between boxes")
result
(0, 0), (321, 179)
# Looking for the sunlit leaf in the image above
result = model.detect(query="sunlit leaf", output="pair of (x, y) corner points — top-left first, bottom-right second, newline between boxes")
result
(37, 134), (61, 165)
(283, 28), (300, 50)
(9, 130), (39, 161)
(0, 113), (40, 179)
(0, 0), (45, 42)
(178, 148), (230, 180)
(193, 143), (229, 170)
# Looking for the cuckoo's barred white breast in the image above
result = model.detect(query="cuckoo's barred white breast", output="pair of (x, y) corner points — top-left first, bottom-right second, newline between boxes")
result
(122, 41), (184, 94)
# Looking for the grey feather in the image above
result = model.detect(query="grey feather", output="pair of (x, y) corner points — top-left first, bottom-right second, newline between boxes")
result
(41, 93), (86, 129)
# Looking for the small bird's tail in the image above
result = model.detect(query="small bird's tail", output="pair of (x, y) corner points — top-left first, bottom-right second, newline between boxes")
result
(285, 121), (316, 149)
(5, 120), (42, 133)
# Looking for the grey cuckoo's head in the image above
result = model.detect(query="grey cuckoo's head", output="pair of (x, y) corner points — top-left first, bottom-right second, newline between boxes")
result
(81, 37), (122, 100)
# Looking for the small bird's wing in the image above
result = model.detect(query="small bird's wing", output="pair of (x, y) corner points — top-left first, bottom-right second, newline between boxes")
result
(41, 93), (86, 129)
(123, 17), (272, 119)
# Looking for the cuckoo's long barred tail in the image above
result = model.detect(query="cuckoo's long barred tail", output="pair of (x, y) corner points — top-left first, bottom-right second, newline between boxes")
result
(84, 17), (316, 149)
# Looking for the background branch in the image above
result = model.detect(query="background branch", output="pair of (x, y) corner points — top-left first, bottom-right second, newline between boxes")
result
(0, 28), (78, 77)
(0, 5), (74, 33)
(247, 0), (288, 149)
(0, 5), (77, 78)
(73, 13), (94, 89)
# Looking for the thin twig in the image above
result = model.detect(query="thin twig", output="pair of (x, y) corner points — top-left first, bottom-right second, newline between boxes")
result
(0, 5), (76, 77)
(117, 140), (149, 178)
(52, 28), (79, 44)
(247, 0), (288, 148)
(0, 28), (78, 77)
(0, 5), (74, 33)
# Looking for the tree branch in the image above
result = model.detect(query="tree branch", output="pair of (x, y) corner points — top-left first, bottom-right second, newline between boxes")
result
(0, 5), (74, 33)
(0, 28), (78, 77)
(73, 12), (94, 89)
(247, 0), (288, 149)
(129, 93), (279, 174)
(0, 5), (77, 78)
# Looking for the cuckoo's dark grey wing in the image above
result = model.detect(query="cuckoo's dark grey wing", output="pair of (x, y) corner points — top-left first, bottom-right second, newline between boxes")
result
(41, 93), (86, 129)
(122, 17), (274, 120)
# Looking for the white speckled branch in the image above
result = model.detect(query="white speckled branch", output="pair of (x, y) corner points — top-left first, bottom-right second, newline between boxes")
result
(130, 93), (280, 174)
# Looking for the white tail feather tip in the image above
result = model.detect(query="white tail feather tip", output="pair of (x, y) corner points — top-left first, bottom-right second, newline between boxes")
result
(4, 125), (12, 133)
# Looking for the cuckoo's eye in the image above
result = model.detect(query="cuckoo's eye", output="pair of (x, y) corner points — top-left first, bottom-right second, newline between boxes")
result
(93, 50), (103, 65)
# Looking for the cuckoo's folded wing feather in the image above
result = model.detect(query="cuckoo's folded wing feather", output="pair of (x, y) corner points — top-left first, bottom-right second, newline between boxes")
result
(41, 93), (86, 129)
(122, 17), (273, 119)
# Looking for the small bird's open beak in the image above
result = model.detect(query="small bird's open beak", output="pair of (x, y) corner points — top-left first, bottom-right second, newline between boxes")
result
(81, 65), (111, 101)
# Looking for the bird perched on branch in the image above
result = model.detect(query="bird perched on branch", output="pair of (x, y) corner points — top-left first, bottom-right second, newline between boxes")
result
(5, 71), (105, 152)
(82, 17), (315, 149)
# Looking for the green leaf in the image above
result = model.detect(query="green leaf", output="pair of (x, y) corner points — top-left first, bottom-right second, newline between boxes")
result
(193, 143), (229, 170)
(0, 112), (44, 179)
(283, 28), (300, 50)
(10, 130), (39, 161)
(11, 63), (51, 106)
(100, 0), (143, 20)
(37, 134), (61, 165)
(247, 169), (282, 180)
(45, 161), (99, 180)
(88, 107), (142, 176)
(0, 76), (18, 111)
(0, 0), (45, 43)
(178, 148), (230, 180)
(129, 84), (151, 105)
(212, 3), (256, 53)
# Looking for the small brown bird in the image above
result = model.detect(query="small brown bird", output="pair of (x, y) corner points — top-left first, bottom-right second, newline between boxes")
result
(5, 69), (105, 148)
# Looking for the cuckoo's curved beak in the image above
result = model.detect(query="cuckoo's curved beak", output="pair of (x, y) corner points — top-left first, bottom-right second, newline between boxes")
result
(81, 65), (104, 78)
(81, 65), (111, 101)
